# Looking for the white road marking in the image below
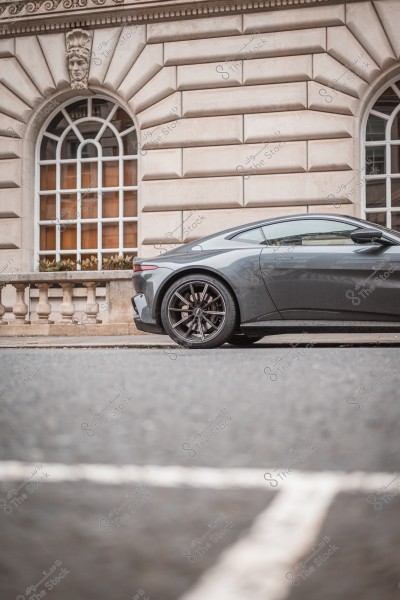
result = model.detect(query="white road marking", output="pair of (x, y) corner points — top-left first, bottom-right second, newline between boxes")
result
(179, 483), (339, 600)
(0, 461), (393, 492)
(0, 461), (390, 600)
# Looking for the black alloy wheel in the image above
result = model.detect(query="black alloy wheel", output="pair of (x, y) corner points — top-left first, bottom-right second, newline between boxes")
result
(161, 274), (237, 349)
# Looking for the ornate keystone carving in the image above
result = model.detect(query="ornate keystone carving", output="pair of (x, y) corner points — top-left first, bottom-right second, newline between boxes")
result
(66, 28), (92, 90)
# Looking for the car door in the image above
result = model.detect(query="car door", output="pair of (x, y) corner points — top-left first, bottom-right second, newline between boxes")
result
(259, 217), (400, 320)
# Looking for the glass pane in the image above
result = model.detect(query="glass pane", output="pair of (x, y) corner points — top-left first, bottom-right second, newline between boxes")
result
(40, 164), (56, 190)
(40, 137), (57, 160)
(123, 222), (137, 247)
(391, 212), (400, 231)
(123, 131), (138, 156)
(81, 223), (98, 249)
(40, 226), (56, 251)
(366, 212), (387, 227)
(111, 108), (134, 133)
(77, 121), (102, 140)
(81, 162), (98, 188)
(47, 111), (69, 137)
(92, 99), (114, 120)
(391, 111), (400, 140)
(366, 180), (386, 208)
(391, 180), (400, 207)
(103, 161), (119, 187)
(102, 223), (119, 248)
(80, 254), (98, 270)
(124, 160), (137, 186)
(60, 163), (77, 189)
(391, 145), (400, 173)
(261, 219), (358, 246)
(124, 190), (137, 217)
(372, 86), (399, 115)
(233, 228), (265, 244)
(103, 192), (119, 218)
(60, 194), (77, 220)
(40, 195), (56, 220)
(81, 142), (98, 159)
(66, 100), (88, 121)
(81, 193), (98, 219)
(100, 127), (120, 157)
(366, 114), (386, 141)
(61, 130), (79, 159)
(366, 147), (386, 175)
(61, 224), (77, 250)
(60, 254), (77, 269)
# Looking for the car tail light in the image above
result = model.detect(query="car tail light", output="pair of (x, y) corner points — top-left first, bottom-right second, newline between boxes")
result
(133, 264), (158, 272)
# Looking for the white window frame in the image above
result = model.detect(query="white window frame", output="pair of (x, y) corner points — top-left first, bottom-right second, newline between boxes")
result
(35, 95), (138, 270)
(362, 76), (400, 230)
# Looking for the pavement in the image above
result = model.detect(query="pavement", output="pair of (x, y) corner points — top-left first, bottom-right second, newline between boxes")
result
(0, 345), (399, 599)
(0, 332), (400, 348)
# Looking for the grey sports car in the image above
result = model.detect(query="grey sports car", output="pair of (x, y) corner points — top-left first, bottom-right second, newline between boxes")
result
(131, 213), (400, 348)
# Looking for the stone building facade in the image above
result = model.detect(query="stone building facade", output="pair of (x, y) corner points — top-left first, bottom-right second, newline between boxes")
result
(0, 0), (400, 331)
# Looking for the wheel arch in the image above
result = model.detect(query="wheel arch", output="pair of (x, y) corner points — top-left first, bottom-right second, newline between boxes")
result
(154, 267), (242, 328)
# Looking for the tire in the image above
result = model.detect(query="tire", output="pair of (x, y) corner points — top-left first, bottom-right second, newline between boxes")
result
(161, 274), (237, 349)
(228, 334), (263, 347)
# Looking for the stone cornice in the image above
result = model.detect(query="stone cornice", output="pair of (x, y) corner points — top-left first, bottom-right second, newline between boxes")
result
(0, 0), (365, 37)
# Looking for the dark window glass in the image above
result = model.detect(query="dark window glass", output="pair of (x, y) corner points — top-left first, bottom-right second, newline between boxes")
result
(76, 121), (101, 140)
(391, 112), (400, 140)
(261, 219), (358, 246)
(100, 127), (120, 157)
(81, 143), (98, 159)
(92, 99), (114, 120)
(391, 145), (400, 174)
(366, 212), (387, 228)
(366, 146), (386, 175)
(391, 180), (400, 207)
(372, 86), (399, 115)
(61, 130), (79, 159)
(111, 108), (134, 133)
(47, 112), (69, 137)
(391, 212), (400, 231)
(40, 137), (57, 160)
(366, 180), (386, 208)
(232, 227), (265, 244)
(366, 114), (386, 141)
(123, 131), (138, 156)
(66, 100), (88, 121)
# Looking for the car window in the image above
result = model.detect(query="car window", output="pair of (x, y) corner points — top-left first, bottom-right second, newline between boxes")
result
(261, 219), (360, 246)
(231, 227), (266, 244)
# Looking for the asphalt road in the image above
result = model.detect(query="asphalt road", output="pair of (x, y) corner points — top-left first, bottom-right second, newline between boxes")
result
(0, 346), (399, 600)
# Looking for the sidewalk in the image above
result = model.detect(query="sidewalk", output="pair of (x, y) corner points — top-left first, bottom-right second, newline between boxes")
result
(0, 333), (399, 348)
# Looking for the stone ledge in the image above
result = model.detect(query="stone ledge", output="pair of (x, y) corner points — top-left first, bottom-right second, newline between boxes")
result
(0, 271), (133, 285)
(0, 322), (139, 337)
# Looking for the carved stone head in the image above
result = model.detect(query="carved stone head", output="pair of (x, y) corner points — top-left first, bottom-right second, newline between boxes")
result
(66, 29), (92, 89)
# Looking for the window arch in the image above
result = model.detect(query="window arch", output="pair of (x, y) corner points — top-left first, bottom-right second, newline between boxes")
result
(36, 96), (138, 269)
(363, 79), (400, 231)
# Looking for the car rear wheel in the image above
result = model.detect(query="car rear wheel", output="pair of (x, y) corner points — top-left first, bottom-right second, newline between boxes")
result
(228, 334), (263, 346)
(161, 274), (237, 349)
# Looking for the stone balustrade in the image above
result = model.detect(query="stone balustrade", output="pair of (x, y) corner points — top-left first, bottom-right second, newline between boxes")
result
(0, 271), (136, 336)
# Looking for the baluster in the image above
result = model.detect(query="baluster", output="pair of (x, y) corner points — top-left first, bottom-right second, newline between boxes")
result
(84, 282), (100, 324)
(0, 284), (5, 323)
(60, 283), (75, 323)
(36, 283), (53, 323)
(12, 283), (29, 323)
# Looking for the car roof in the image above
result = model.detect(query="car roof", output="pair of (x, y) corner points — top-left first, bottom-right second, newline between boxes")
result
(195, 213), (365, 244)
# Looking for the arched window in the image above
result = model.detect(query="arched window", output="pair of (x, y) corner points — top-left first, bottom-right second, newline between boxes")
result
(37, 97), (138, 269)
(364, 80), (400, 231)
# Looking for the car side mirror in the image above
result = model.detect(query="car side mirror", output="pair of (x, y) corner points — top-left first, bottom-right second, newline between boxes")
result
(351, 229), (383, 244)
